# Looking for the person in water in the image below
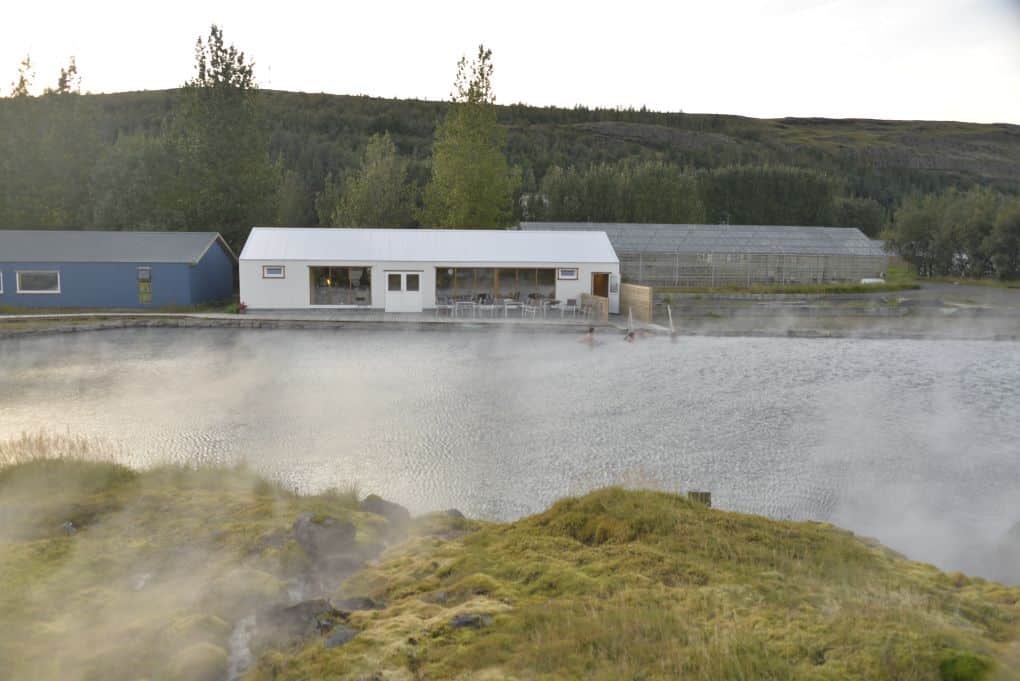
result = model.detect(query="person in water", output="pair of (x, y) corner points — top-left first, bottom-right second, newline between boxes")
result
(624, 330), (636, 342)
(579, 327), (597, 345)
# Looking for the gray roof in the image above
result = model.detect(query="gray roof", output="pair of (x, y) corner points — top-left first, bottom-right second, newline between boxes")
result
(520, 222), (887, 257)
(0, 230), (234, 264)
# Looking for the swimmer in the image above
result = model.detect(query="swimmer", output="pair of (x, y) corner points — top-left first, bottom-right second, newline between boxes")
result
(624, 330), (636, 342)
(579, 326), (597, 344)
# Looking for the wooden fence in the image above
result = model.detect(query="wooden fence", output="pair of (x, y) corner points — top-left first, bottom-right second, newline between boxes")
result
(620, 283), (654, 323)
(580, 293), (609, 323)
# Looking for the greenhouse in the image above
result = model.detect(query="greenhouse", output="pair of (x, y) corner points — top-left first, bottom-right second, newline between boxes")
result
(521, 222), (889, 287)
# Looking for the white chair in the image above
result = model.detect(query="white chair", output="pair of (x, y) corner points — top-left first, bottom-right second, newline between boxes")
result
(561, 298), (579, 317)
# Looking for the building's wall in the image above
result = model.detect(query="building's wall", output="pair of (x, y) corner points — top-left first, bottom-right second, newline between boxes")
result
(241, 260), (621, 314)
(0, 261), (198, 309)
(189, 241), (236, 304)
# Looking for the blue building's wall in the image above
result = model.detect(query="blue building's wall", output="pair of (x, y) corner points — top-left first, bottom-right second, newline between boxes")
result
(189, 240), (236, 304)
(0, 256), (232, 309)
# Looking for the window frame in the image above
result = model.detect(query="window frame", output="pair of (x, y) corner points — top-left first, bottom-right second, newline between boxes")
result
(557, 267), (579, 281)
(137, 266), (152, 283)
(16, 270), (61, 295)
(0, 271), (4, 294)
(262, 265), (286, 279)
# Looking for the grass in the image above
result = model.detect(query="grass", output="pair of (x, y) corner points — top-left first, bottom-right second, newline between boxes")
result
(252, 488), (1020, 681)
(885, 265), (1020, 290)
(2, 440), (1018, 681)
(656, 281), (919, 295)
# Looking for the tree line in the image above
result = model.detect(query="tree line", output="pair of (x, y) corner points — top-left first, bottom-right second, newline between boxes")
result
(1, 27), (1018, 278)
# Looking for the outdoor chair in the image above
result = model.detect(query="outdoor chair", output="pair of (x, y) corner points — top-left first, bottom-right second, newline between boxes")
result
(561, 298), (579, 317)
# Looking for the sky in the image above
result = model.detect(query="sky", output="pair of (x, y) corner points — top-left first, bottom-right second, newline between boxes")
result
(2, 0), (1019, 123)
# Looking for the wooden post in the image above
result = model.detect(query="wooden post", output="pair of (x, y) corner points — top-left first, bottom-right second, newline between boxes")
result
(688, 491), (712, 507)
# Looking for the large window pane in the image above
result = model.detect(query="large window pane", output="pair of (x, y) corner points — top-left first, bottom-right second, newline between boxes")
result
(495, 269), (517, 300)
(310, 266), (371, 305)
(537, 269), (556, 299)
(454, 268), (473, 300)
(474, 268), (494, 302)
(518, 269), (538, 301)
(436, 267), (455, 303)
(17, 271), (60, 293)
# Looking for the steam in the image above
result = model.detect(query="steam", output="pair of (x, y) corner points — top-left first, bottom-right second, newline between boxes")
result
(1, 325), (1018, 584)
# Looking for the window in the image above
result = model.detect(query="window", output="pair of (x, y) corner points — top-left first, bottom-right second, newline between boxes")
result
(310, 266), (371, 305)
(137, 267), (152, 282)
(17, 271), (60, 294)
(406, 273), (420, 292)
(0, 272), (3, 294)
(262, 265), (286, 279)
(388, 273), (402, 291)
(557, 268), (579, 280)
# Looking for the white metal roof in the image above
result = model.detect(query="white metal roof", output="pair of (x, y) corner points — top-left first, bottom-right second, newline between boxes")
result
(240, 228), (619, 264)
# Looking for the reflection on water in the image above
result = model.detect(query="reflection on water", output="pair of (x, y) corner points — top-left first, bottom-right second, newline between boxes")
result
(1, 328), (1018, 580)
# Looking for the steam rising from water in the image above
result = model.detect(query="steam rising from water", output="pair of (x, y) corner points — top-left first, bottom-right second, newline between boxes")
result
(1, 327), (1018, 581)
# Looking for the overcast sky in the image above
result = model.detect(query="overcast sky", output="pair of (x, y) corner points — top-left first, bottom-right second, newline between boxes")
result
(3, 0), (1019, 123)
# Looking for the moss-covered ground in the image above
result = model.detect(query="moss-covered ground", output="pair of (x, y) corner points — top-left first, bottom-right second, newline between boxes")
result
(1, 456), (1018, 681)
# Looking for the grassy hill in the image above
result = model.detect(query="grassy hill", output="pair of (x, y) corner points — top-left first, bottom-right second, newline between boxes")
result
(93, 89), (1020, 201)
(1, 439), (1017, 680)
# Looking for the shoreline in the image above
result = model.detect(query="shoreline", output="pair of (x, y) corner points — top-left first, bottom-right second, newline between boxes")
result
(1, 312), (1018, 342)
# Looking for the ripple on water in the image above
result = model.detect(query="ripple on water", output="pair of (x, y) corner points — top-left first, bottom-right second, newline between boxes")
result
(1, 328), (1018, 580)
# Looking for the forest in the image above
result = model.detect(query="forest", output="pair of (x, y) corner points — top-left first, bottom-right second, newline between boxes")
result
(2, 27), (1019, 276)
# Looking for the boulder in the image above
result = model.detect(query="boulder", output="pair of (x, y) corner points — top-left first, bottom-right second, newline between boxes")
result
(292, 513), (356, 560)
(449, 613), (492, 629)
(360, 495), (411, 528)
(324, 626), (359, 649)
(444, 509), (466, 519)
(256, 599), (347, 648)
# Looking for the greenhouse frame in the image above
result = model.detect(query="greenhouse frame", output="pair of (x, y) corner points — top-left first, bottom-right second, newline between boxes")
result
(521, 222), (889, 287)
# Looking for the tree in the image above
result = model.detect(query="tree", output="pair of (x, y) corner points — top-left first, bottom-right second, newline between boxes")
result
(985, 199), (1020, 279)
(45, 57), (81, 95)
(328, 133), (413, 227)
(420, 45), (519, 228)
(10, 55), (33, 97)
(167, 25), (280, 249)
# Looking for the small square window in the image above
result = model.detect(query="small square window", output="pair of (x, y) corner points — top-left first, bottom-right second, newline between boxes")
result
(262, 265), (286, 279)
(406, 274), (420, 291)
(388, 273), (402, 291)
(137, 267), (152, 283)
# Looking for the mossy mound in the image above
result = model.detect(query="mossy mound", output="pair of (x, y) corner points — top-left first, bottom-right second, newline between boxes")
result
(249, 488), (1020, 681)
(0, 458), (396, 681)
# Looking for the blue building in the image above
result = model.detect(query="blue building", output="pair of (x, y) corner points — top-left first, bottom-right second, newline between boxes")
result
(0, 230), (236, 309)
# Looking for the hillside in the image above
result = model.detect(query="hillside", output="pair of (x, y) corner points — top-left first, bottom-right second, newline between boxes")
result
(93, 89), (1020, 200)
(1, 445), (1018, 680)
(3, 89), (1019, 231)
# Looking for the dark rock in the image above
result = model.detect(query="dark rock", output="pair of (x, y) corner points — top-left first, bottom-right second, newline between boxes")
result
(61, 521), (76, 535)
(333, 596), (382, 612)
(360, 495), (411, 528)
(444, 509), (465, 519)
(256, 599), (346, 647)
(292, 513), (356, 560)
(323, 626), (358, 649)
(449, 613), (492, 629)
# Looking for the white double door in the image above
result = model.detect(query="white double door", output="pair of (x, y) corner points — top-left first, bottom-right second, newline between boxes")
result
(384, 271), (423, 313)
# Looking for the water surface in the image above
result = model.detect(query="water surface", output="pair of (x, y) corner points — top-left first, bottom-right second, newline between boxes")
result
(2, 328), (1018, 580)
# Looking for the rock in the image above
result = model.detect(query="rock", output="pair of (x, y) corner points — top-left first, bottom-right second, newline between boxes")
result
(292, 513), (356, 560)
(257, 599), (340, 641)
(360, 494), (411, 528)
(333, 596), (382, 612)
(61, 521), (76, 535)
(449, 613), (492, 629)
(445, 509), (465, 519)
(323, 626), (358, 649)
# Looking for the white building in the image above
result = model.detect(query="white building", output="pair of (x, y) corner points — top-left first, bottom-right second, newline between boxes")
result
(239, 228), (620, 314)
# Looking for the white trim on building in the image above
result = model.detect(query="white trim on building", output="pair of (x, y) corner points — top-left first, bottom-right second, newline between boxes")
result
(239, 228), (621, 314)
